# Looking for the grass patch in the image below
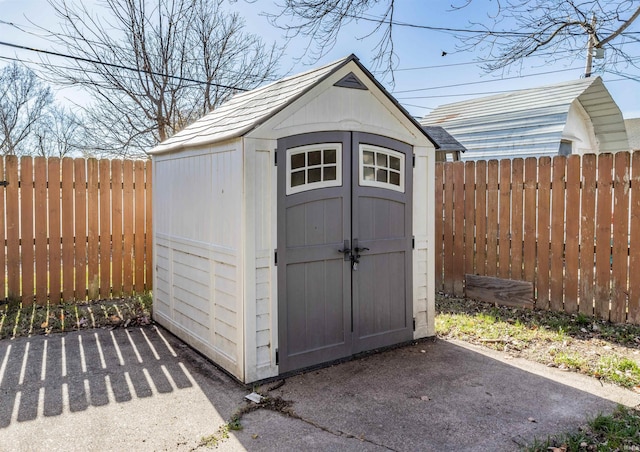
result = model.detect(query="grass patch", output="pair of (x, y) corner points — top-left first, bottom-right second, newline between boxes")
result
(526, 405), (640, 451)
(0, 292), (153, 339)
(597, 356), (640, 388)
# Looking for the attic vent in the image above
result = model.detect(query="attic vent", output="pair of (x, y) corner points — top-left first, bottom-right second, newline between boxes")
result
(334, 72), (368, 90)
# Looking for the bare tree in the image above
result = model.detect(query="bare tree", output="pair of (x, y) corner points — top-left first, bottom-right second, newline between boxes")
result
(0, 62), (53, 155)
(271, 0), (640, 78)
(34, 105), (86, 158)
(38, 0), (281, 158)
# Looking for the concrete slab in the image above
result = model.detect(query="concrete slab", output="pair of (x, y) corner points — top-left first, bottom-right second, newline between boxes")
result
(1, 327), (638, 451)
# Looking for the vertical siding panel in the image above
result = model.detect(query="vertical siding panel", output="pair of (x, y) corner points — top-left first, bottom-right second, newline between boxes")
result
(145, 161), (153, 290)
(87, 159), (100, 300)
(20, 157), (34, 305)
(564, 155), (580, 314)
(48, 158), (62, 304)
(550, 156), (566, 312)
(61, 158), (75, 302)
(464, 161), (476, 277)
(475, 161), (487, 276)
(0, 158), (5, 300)
(595, 153), (613, 320)
(99, 160), (111, 298)
(434, 162), (444, 291)
(523, 158), (537, 286)
(74, 159), (87, 302)
(498, 159), (511, 279)
(443, 162), (454, 293)
(486, 160), (499, 277)
(579, 154), (597, 316)
(111, 160), (123, 297)
(34, 158), (48, 304)
(629, 151), (640, 323)
(611, 152), (630, 323)
(537, 157), (552, 309)
(135, 160), (145, 293)
(511, 158), (524, 281)
(122, 160), (134, 295)
(452, 161), (465, 296)
(6, 156), (19, 301)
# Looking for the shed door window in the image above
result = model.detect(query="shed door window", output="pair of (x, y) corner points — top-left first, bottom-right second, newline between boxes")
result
(286, 143), (342, 195)
(359, 144), (405, 192)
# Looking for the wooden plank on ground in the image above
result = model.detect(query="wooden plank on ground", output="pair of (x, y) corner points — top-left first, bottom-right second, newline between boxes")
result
(498, 159), (511, 279)
(537, 157), (552, 309)
(465, 274), (534, 309)
(475, 161), (487, 275)
(87, 159), (99, 300)
(123, 160), (134, 294)
(48, 158), (62, 304)
(464, 161), (475, 277)
(511, 158), (524, 281)
(486, 160), (499, 277)
(523, 157), (537, 285)
(61, 158), (75, 302)
(5, 156), (19, 301)
(434, 162), (444, 290)
(564, 155), (580, 314)
(99, 159), (111, 298)
(134, 160), (145, 293)
(20, 157), (34, 305)
(74, 159), (87, 302)
(145, 161), (152, 291)
(34, 158), (47, 305)
(111, 160), (123, 297)
(452, 161), (465, 296)
(595, 153), (613, 320)
(629, 151), (640, 324)
(611, 152), (630, 323)
(579, 154), (597, 316)
(550, 156), (566, 312)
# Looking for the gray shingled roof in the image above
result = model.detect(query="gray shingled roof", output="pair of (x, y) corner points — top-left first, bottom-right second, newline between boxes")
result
(149, 54), (436, 155)
(421, 76), (628, 160)
(421, 126), (467, 152)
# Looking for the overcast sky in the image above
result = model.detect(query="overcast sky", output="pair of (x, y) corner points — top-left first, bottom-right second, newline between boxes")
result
(1, 0), (639, 119)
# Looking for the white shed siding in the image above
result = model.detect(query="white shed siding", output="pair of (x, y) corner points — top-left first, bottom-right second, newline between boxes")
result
(153, 142), (244, 379)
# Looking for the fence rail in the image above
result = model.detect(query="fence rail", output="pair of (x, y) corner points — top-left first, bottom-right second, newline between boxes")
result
(435, 152), (640, 324)
(1, 156), (152, 305)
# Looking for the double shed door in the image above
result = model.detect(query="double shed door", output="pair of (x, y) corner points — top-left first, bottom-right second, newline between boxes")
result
(277, 131), (413, 373)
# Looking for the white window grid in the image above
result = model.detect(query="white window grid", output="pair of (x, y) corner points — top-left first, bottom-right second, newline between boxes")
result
(359, 144), (405, 193)
(286, 143), (342, 195)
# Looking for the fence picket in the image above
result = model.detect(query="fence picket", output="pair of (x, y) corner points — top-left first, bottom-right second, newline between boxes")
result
(74, 159), (87, 301)
(537, 157), (552, 309)
(6, 156), (19, 301)
(20, 157), (34, 305)
(443, 162), (454, 293)
(134, 161), (145, 293)
(464, 161), (476, 277)
(123, 160), (134, 294)
(499, 159), (511, 279)
(511, 159), (524, 281)
(34, 158), (47, 304)
(564, 155), (580, 314)
(475, 161), (487, 276)
(486, 160), (499, 277)
(595, 154), (613, 320)
(62, 158), (75, 302)
(612, 152), (630, 323)
(111, 160), (123, 297)
(629, 152), (640, 323)
(87, 159), (99, 300)
(48, 158), (62, 304)
(145, 162), (153, 291)
(99, 160), (111, 298)
(550, 156), (566, 311)
(523, 158), (537, 285)
(453, 161), (465, 296)
(579, 154), (597, 316)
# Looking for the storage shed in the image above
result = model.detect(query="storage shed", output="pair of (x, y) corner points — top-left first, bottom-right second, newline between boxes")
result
(148, 54), (437, 383)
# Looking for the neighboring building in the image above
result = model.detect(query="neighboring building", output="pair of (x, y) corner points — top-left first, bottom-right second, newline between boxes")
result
(422, 76), (630, 160)
(626, 118), (640, 151)
(421, 125), (467, 162)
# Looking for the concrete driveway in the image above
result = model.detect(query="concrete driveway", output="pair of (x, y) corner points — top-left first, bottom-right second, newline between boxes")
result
(1, 326), (638, 451)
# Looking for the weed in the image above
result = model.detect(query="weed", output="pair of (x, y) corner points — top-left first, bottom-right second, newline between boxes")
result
(553, 352), (588, 372)
(597, 356), (640, 388)
(199, 424), (230, 448)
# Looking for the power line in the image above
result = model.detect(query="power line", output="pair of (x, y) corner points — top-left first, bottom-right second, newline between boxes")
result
(0, 40), (249, 92)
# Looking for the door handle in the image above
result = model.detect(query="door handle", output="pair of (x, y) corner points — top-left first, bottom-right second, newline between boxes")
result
(338, 240), (351, 261)
(352, 239), (369, 254)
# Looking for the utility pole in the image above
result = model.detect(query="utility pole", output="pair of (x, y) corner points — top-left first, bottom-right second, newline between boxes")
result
(584, 14), (596, 78)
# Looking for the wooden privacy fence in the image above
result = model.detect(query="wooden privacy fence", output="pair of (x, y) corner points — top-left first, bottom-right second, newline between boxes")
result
(435, 151), (640, 324)
(1, 156), (152, 305)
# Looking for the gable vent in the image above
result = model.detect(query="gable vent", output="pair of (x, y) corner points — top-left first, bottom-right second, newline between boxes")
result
(334, 72), (368, 90)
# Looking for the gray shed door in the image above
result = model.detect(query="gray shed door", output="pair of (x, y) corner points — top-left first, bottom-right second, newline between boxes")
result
(277, 131), (413, 373)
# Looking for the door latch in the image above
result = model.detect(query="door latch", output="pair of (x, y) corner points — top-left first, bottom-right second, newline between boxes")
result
(338, 240), (351, 261)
